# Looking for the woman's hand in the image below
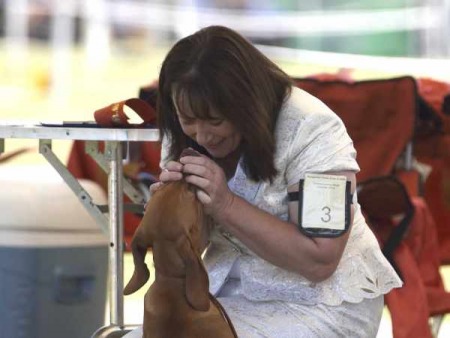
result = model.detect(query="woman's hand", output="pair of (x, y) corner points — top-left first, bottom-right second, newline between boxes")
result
(180, 154), (235, 220)
(158, 160), (184, 182)
(147, 160), (184, 199)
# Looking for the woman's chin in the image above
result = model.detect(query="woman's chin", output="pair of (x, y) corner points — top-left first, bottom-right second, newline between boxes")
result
(206, 148), (224, 158)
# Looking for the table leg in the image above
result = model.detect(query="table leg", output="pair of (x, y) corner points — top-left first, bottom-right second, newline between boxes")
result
(92, 141), (139, 337)
(107, 141), (124, 327)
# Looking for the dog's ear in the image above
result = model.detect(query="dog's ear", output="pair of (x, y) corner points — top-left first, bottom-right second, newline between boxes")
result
(180, 148), (200, 158)
(123, 225), (152, 295)
(179, 234), (210, 311)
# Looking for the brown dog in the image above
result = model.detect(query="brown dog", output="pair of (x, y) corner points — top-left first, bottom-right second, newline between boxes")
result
(124, 154), (237, 338)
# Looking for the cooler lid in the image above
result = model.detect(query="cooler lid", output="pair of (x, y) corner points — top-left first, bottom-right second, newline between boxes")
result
(0, 165), (108, 234)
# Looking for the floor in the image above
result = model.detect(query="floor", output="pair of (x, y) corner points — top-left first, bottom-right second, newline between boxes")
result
(120, 253), (450, 338)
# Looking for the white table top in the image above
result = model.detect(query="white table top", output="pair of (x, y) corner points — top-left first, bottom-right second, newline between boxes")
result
(0, 122), (159, 141)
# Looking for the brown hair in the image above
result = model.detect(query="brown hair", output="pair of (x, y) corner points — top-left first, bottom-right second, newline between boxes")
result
(157, 25), (292, 182)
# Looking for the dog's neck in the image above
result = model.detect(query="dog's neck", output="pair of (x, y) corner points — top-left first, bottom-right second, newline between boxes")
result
(152, 263), (185, 280)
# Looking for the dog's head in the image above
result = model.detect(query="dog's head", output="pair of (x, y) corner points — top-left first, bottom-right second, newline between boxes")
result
(124, 150), (211, 311)
(146, 180), (210, 258)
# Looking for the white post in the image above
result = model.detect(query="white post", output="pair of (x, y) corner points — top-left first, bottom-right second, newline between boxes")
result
(173, 0), (199, 39)
(81, 0), (111, 71)
(421, 0), (450, 57)
(49, 0), (77, 103)
(4, 0), (29, 73)
(443, 0), (450, 56)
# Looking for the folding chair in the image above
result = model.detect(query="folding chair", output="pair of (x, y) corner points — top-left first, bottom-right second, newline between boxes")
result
(414, 78), (450, 264)
(295, 76), (450, 338)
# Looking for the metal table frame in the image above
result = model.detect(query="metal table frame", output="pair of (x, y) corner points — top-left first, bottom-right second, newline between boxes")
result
(0, 123), (159, 337)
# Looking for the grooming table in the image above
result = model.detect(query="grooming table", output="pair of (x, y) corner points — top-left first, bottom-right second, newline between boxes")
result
(0, 122), (159, 337)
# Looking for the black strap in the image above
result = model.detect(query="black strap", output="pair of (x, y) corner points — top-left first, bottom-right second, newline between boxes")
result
(288, 191), (299, 201)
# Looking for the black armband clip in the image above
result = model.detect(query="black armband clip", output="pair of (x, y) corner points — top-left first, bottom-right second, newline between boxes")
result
(288, 174), (353, 238)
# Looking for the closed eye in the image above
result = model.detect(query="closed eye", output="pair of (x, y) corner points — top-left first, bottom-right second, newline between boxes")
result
(179, 115), (196, 125)
(209, 118), (224, 126)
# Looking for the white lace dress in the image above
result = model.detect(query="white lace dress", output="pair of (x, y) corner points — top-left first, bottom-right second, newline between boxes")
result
(202, 87), (402, 337)
(125, 87), (402, 338)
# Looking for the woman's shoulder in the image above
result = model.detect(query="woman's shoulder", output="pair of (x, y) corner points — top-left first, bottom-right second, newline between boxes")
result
(274, 87), (358, 181)
(276, 86), (347, 141)
(281, 86), (337, 120)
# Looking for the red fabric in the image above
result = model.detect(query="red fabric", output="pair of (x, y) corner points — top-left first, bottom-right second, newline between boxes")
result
(385, 243), (432, 338)
(404, 198), (450, 316)
(382, 197), (450, 338)
(66, 141), (108, 189)
(415, 78), (450, 263)
(94, 98), (157, 128)
(417, 78), (450, 133)
(295, 77), (416, 181)
(415, 156), (450, 263)
(396, 170), (421, 197)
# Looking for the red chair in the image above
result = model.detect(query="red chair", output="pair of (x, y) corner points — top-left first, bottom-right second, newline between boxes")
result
(415, 78), (450, 264)
(294, 76), (450, 338)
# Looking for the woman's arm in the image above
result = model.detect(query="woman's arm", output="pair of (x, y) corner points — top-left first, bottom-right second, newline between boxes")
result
(161, 156), (355, 283)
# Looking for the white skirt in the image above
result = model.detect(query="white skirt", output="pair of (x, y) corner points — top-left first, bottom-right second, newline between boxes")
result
(123, 278), (384, 338)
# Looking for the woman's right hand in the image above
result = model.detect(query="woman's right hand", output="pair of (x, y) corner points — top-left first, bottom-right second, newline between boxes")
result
(149, 160), (184, 196)
(159, 160), (184, 182)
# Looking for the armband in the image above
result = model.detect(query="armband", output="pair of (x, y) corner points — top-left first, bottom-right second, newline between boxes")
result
(288, 173), (353, 238)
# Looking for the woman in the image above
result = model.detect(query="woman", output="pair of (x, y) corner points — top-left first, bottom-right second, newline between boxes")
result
(127, 25), (401, 337)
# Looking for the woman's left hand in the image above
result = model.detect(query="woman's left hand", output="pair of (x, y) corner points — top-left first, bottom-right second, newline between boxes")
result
(179, 154), (234, 220)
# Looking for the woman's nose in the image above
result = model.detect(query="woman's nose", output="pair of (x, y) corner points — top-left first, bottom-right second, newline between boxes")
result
(195, 121), (213, 145)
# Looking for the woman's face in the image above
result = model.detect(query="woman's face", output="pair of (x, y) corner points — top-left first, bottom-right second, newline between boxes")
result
(174, 103), (242, 159)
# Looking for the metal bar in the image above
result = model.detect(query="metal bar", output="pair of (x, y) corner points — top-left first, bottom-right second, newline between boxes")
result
(0, 138), (4, 154)
(39, 139), (109, 233)
(404, 142), (413, 171)
(0, 124), (160, 141)
(430, 314), (445, 337)
(105, 141), (124, 327)
(98, 203), (144, 215)
(85, 141), (146, 204)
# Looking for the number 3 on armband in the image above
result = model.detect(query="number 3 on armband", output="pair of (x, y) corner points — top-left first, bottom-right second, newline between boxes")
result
(321, 206), (331, 223)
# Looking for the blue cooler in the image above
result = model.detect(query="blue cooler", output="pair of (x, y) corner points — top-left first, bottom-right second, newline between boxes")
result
(0, 166), (109, 338)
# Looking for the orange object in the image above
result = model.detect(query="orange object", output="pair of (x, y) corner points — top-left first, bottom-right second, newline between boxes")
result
(68, 94), (161, 244)
(94, 98), (157, 128)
